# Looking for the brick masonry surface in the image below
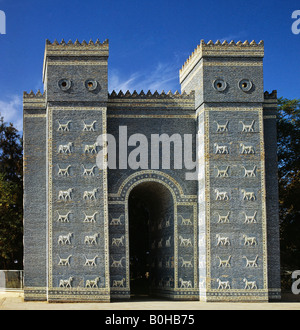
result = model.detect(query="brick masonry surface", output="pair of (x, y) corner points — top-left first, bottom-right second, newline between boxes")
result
(23, 39), (280, 302)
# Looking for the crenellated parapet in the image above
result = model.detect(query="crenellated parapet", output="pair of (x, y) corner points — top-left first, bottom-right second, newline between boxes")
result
(108, 89), (195, 111)
(44, 39), (109, 57)
(45, 38), (109, 47)
(263, 90), (278, 113)
(264, 90), (277, 100)
(108, 89), (194, 99)
(23, 90), (45, 99)
(23, 90), (46, 112)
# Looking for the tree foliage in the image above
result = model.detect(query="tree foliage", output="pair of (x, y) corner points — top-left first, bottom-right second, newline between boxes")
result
(277, 97), (300, 274)
(0, 116), (23, 269)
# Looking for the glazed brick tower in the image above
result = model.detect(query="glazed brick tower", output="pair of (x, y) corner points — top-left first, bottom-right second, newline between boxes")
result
(180, 40), (280, 301)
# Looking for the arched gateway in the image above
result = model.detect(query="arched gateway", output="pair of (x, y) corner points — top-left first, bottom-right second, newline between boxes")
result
(23, 38), (281, 302)
(108, 171), (198, 300)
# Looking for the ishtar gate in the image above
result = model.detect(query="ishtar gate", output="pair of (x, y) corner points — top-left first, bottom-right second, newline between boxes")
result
(23, 38), (281, 302)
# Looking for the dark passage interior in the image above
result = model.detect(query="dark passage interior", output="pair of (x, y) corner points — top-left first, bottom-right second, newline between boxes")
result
(128, 181), (174, 298)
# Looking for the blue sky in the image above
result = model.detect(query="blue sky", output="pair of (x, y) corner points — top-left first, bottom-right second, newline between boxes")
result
(0, 0), (299, 131)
